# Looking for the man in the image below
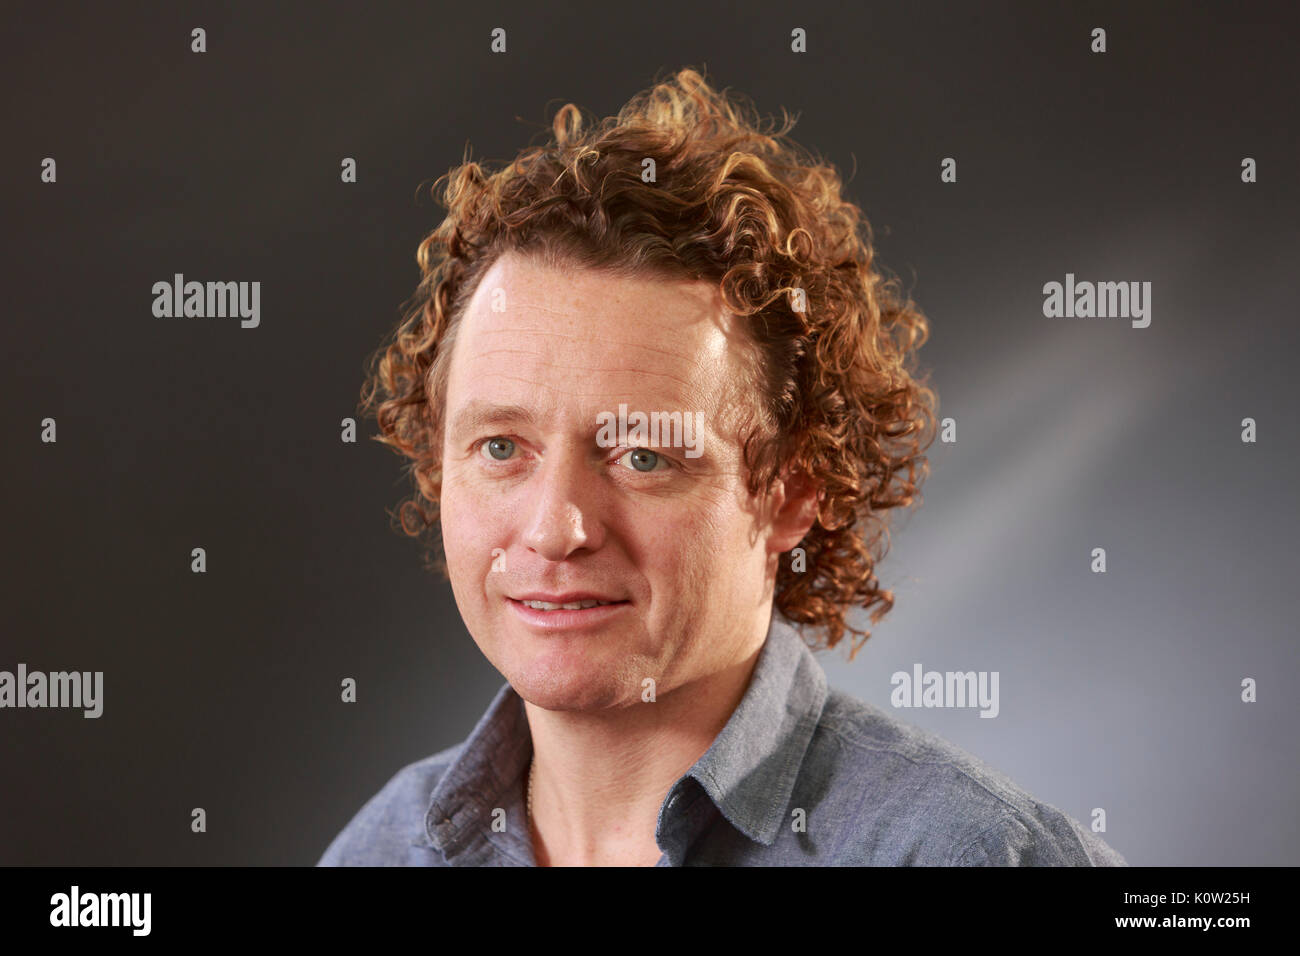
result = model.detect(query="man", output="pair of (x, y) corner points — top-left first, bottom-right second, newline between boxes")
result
(319, 67), (1126, 866)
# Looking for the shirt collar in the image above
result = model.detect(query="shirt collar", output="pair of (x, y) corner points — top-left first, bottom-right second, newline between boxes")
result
(423, 683), (533, 863)
(682, 612), (828, 845)
(423, 611), (828, 860)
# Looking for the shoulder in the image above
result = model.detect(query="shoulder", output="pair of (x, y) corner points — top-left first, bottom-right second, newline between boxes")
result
(316, 743), (462, 866)
(795, 687), (1126, 866)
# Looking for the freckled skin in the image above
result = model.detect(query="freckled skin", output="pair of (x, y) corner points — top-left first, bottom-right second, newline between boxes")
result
(438, 251), (806, 714)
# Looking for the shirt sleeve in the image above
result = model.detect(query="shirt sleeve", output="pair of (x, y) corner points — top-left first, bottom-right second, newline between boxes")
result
(948, 808), (1128, 866)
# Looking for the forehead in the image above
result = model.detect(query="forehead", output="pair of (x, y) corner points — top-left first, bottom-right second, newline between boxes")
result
(445, 251), (747, 428)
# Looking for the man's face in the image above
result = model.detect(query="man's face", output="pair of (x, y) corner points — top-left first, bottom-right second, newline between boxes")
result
(439, 250), (784, 712)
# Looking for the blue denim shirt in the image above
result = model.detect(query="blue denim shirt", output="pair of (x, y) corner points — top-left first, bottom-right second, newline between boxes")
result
(318, 613), (1127, 866)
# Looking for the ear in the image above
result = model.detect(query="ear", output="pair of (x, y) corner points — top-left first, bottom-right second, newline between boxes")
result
(766, 467), (822, 554)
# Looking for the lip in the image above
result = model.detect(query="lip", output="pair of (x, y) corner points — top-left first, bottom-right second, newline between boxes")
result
(511, 591), (624, 604)
(506, 596), (631, 632)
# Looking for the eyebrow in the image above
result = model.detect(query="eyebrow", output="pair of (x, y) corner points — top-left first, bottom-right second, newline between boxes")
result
(447, 401), (539, 440)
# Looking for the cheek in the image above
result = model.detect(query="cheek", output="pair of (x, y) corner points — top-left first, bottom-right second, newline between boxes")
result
(438, 476), (466, 548)
(636, 497), (735, 579)
(439, 473), (489, 578)
(441, 459), (491, 531)
(440, 468), (518, 589)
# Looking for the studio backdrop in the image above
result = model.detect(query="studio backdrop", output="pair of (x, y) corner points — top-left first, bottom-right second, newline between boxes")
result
(2, 0), (1296, 865)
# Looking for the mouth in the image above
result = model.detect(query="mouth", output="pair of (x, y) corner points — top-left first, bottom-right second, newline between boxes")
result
(513, 597), (624, 610)
(506, 595), (631, 630)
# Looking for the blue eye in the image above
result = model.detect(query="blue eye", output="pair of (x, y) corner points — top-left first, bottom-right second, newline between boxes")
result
(480, 437), (516, 461)
(618, 448), (663, 472)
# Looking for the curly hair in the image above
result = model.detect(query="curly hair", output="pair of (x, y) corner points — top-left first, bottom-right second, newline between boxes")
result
(358, 66), (939, 658)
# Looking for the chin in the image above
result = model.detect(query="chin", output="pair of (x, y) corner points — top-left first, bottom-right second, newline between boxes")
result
(505, 657), (635, 712)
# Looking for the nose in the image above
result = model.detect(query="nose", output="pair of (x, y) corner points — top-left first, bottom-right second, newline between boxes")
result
(519, 445), (607, 562)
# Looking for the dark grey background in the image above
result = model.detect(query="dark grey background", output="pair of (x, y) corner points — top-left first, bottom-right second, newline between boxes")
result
(2, 0), (1296, 865)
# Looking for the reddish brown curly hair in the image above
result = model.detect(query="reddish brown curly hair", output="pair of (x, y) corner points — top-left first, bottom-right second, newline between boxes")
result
(358, 66), (939, 658)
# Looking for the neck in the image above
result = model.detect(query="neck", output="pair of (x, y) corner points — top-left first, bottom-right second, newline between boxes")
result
(523, 641), (764, 867)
